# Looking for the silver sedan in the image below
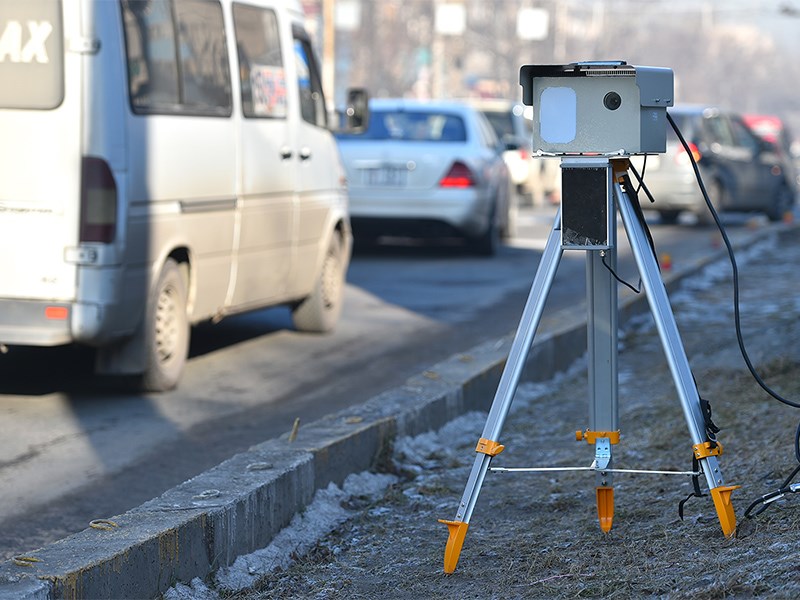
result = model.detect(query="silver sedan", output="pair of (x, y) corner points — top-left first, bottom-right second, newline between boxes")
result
(335, 99), (514, 255)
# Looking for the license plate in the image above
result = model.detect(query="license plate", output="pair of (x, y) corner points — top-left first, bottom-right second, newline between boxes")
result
(361, 166), (407, 186)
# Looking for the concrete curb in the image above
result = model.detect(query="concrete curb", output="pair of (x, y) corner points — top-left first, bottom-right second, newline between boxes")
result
(0, 223), (793, 599)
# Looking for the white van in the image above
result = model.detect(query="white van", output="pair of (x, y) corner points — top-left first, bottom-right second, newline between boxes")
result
(0, 0), (364, 391)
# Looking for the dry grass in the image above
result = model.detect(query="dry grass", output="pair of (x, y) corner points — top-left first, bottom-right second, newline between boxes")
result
(231, 237), (800, 599)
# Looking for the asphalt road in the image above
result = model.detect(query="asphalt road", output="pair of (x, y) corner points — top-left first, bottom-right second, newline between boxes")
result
(0, 203), (783, 561)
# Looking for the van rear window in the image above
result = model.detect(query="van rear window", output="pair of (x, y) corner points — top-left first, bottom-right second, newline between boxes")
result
(122, 0), (232, 116)
(0, 0), (64, 110)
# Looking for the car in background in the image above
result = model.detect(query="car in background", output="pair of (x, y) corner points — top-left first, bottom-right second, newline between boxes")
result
(741, 113), (800, 190)
(468, 98), (560, 206)
(635, 105), (795, 224)
(334, 99), (513, 255)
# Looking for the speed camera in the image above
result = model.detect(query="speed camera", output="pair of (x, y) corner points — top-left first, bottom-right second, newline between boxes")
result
(519, 61), (674, 155)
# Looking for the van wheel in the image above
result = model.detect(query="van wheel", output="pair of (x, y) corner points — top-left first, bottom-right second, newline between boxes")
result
(141, 259), (189, 392)
(292, 233), (345, 333)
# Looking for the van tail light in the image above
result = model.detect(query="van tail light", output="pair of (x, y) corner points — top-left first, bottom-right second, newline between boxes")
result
(519, 149), (529, 161)
(439, 161), (476, 188)
(80, 157), (117, 243)
(675, 142), (701, 165)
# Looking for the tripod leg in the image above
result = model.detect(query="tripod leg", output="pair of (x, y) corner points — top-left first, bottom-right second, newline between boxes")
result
(440, 209), (564, 573)
(586, 246), (619, 533)
(615, 182), (738, 537)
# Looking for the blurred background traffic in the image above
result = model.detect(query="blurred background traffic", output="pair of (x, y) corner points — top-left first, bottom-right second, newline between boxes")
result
(305, 0), (800, 237)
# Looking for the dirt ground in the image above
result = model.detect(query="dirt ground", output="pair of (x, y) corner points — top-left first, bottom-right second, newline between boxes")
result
(228, 233), (800, 600)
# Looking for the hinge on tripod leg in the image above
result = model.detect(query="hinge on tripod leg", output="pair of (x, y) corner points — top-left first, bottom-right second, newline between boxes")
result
(475, 438), (505, 456)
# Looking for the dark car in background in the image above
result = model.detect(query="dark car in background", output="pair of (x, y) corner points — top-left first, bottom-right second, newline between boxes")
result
(635, 105), (796, 224)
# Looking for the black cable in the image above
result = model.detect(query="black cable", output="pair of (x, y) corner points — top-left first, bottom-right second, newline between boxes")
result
(635, 154), (648, 194)
(628, 162), (658, 204)
(601, 252), (640, 294)
(666, 112), (800, 410)
(743, 463), (800, 518)
(666, 112), (800, 517)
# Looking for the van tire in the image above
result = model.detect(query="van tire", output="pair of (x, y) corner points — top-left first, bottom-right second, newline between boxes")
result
(292, 233), (345, 333)
(141, 259), (189, 392)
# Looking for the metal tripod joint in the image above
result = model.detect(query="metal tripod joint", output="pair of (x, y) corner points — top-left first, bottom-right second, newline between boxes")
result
(693, 440), (723, 459)
(576, 429), (621, 445)
(610, 157), (630, 174)
(475, 438), (505, 457)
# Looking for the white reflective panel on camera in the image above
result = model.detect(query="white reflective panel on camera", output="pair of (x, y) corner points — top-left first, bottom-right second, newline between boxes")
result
(539, 86), (576, 144)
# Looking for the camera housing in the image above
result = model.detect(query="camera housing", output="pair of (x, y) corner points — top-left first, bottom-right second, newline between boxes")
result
(519, 61), (674, 155)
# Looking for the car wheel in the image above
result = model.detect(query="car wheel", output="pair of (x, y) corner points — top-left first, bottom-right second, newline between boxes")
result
(141, 259), (189, 392)
(697, 180), (725, 226)
(500, 182), (518, 239)
(468, 205), (499, 256)
(292, 232), (346, 332)
(766, 184), (793, 222)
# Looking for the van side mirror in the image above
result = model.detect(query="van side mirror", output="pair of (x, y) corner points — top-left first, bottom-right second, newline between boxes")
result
(344, 88), (369, 132)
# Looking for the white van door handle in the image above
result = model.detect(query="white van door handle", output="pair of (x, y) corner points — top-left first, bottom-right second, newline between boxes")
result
(280, 146), (293, 160)
(299, 147), (312, 161)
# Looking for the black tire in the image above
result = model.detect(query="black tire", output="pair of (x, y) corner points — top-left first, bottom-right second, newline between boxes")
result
(292, 233), (346, 332)
(697, 180), (724, 226)
(141, 259), (189, 392)
(766, 184), (794, 222)
(468, 205), (499, 256)
(500, 184), (518, 240)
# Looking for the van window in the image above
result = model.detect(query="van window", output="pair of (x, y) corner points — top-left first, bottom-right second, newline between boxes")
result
(292, 34), (326, 127)
(232, 3), (286, 118)
(121, 0), (232, 116)
(0, 0), (64, 109)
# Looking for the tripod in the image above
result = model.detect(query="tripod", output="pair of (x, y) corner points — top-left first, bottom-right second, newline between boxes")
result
(440, 157), (738, 574)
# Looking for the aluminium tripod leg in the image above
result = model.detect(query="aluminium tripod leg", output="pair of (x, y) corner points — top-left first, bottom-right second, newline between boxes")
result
(440, 209), (564, 573)
(585, 244), (619, 533)
(614, 181), (738, 537)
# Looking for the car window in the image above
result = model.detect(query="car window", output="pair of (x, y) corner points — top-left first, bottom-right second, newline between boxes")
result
(703, 115), (735, 146)
(121, 0), (232, 116)
(476, 112), (500, 149)
(340, 109), (466, 142)
(482, 110), (514, 139)
(233, 3), (286, 118)
(293, 33), (326, 127)
(730, 117), (760, 153)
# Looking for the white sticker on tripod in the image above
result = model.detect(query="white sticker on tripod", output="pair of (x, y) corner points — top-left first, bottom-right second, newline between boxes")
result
(539, 86), (576, 144)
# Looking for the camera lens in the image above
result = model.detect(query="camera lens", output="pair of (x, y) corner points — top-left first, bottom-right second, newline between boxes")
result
(603, 92), (622, 111)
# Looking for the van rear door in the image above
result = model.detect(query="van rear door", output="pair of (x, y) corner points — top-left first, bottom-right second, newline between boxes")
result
(0, 0), (81, 307)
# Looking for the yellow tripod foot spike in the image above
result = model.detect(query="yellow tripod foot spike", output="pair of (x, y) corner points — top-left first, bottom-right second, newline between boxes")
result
(710, 484), (740, 537)
(439, 519), (469, 573)
(596, 487), (614, 533)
